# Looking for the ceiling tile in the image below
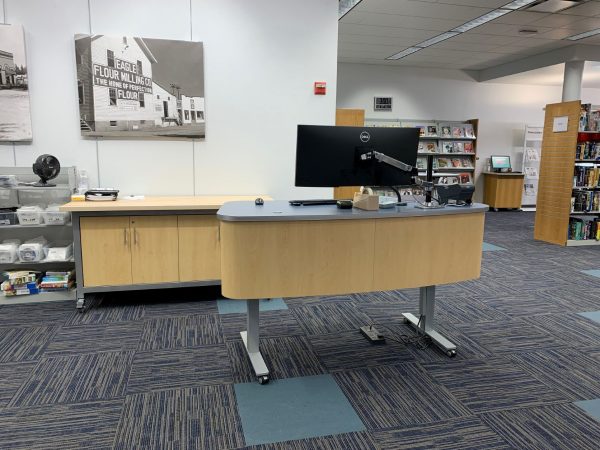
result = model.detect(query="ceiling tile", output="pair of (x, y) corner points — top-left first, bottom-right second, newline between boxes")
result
(338, 33), (432, 47)
(494, 11), (550, 25)
(467, 22), (552, 36)
(356, 0), (493, 21)
(530, 11), (590, 27)
(415, 0), (511, 7)
(560, 1), (600, 16)
(338, 23), (440, 39)
(341, 11), (464, 31)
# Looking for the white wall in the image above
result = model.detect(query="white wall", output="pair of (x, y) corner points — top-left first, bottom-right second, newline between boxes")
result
(0, 0), (339, 199)
(337, 63), (600, 201)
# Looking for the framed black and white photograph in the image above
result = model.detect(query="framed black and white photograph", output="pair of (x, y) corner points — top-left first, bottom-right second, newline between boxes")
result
(0, 24), (33, 142)
(374, 96), (392, 111)
(75, 34), (205, 139)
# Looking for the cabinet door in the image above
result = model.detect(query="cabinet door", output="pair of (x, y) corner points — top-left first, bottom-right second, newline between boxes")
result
(130, 215), (179, 284)
(80, 216), (132, 287)
(178, 215), (221, 282)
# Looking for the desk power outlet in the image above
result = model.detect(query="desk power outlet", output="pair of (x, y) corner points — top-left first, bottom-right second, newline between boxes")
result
(360, 326), (386, 344)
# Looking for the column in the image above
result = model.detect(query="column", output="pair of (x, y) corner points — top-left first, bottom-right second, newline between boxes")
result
(562, 60), (585, 102)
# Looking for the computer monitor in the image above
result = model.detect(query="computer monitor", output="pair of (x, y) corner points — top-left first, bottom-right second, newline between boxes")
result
(295, 125), (420, 187)
(490, 155), (511, 171)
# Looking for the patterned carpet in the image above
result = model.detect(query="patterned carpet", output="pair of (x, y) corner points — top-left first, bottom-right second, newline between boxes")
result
(1, 211), (600, 449)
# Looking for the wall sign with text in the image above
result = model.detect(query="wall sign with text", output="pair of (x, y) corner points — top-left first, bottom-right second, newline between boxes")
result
(374, 97), (392, 111)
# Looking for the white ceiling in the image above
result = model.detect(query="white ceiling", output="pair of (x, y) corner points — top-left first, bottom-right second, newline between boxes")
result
(339, 0), (600, 71)
(491, 60), (600, 86)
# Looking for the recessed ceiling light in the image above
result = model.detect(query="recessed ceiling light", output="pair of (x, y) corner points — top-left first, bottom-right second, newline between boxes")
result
(386, 47), (422, 60)
(416, 32), (461, 48)
(338, 0), (363, 20)
(502, 0), (540, 10)
(451, 9), (512, 33)
(565, 28), (600, 40)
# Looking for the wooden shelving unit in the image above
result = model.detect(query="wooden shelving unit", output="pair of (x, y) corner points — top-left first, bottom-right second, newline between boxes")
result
(534, 100), (600, 246)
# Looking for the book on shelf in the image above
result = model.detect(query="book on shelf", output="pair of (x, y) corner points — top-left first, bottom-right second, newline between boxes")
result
(464, 123), (475, 139)
(459, 172), (472, 184)
(441, 126), (452, 138)
(576, 141), (600, 160)
(437, 176), (459, 185)
(437, 157), (450, 168)
(464, 142), (474, 153)
(424, 141), (438, 153)
(572, 190), (600, 213)
(452, 126), (465, 138)
(416, 157), (427, 170)
(569, 216), (600, 241)
(427, 125), (438, 137)
(574, 166), (600, 188)
(452, 142), (464, 153)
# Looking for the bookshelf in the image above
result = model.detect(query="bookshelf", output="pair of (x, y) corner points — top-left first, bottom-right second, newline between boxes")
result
(365, 118), (479, 188)
(534, 100), (600, 246)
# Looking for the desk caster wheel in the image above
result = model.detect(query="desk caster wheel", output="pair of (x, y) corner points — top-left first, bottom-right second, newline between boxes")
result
(76, 298), (85, 313)
(447, 350), (457, 358)
(258, 375), (269, 385)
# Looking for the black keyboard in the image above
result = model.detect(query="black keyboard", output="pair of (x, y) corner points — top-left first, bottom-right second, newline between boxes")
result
(289, 199), (341, 206)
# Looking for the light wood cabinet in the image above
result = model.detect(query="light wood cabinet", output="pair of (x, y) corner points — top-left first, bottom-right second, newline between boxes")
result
(483, 172), (525, 209)
(80, 216), (133, 287)
(130, 216), (179, 284)
(178, 215), (221, 282)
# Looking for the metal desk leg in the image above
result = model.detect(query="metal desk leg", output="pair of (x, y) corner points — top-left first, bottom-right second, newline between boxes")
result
(240, 299), (270, 384)
(402, 286), (457, 357)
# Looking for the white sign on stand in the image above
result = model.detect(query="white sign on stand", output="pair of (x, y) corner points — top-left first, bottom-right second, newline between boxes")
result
(553, 116), (569, 132)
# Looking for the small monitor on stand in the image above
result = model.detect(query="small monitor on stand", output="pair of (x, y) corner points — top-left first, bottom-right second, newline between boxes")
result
(490, 155), (511, 173)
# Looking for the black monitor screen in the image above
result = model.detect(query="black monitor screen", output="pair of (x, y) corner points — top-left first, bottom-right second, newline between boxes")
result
(295, 125), (420, 187)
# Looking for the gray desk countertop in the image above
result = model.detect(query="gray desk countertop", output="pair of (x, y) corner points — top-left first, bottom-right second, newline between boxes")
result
(217, 200), (489, 222)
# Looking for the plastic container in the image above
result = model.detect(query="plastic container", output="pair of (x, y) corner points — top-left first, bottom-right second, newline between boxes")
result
(43, 205), (70, 225)
(45, 242), (73, 262)
(18, 188), (71, 208)
(18, 237), (48, 262)
(0, 241), (19, 263)
(77, 170), (89, 194)
(0, 175), (17, 188)
(0, 210), (18, 226)
(0, 188), (19, 209)
(16, 206), (43, 225)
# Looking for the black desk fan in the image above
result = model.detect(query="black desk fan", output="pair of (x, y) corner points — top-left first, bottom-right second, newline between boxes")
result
(32, 154), (60, 187)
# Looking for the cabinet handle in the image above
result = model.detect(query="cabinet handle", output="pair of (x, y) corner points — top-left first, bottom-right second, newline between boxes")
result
(134, 228), (139, 245)
(124, 228), (128, 246)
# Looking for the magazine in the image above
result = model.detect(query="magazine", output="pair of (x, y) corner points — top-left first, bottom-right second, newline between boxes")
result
(425, 142), (438, 153)
(463, 142), (474, 153)
(442, 142), (453, 153)
(427, 125), (438, 136)
(464, 124), (475, 138)
(441, 126), (452, 138)
(452, 126), (465, 138)
(452, 142), (464, 153)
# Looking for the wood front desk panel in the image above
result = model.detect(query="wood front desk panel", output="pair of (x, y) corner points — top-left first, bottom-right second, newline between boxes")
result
(483, 173), (525, 209)
(220, 213), (485, 299)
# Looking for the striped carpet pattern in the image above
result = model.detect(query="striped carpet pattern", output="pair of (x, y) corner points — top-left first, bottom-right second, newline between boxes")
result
(0, 211), (599, 448)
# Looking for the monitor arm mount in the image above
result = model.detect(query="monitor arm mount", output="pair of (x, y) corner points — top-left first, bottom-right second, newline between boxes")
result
(359, 150), (436, 205)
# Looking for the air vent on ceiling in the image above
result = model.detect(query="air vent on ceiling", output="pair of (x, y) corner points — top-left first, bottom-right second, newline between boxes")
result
(519, 29), (539, 35)
(526, 0), (585, 13)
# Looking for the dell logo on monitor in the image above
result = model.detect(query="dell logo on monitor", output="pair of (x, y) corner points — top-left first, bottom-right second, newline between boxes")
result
(360, 131), (371, 142)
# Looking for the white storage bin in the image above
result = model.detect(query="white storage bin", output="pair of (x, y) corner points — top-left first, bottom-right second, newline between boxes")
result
(18, 237), (48, 262)
(0, 242), (19, 263)
(16, 206), (44, 226)
(45, 242), (73, 262)
(18, 188), (71, 208)
(43, 205), (70, 225)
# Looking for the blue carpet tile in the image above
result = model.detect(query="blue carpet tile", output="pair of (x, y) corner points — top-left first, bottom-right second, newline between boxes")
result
(0, 211), (599, 448)
(235, 374), (365, 445)
(482, 242), (506, 251)
(217, 298), (287, 314)
(579, 310), (600, 323)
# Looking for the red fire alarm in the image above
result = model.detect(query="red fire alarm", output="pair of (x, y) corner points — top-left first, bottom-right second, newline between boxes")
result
(314, 81), (326, 95)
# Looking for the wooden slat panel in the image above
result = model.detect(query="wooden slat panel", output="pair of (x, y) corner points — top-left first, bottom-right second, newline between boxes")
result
(534, 100), (580, 245)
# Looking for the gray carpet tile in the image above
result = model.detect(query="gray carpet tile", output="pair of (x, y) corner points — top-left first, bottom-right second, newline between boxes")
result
(220, 309), (305, 341)
(44, 321), (144, 356)
(507, 348), (600, 401)
(127, 344), (232, 394)
(0, 399), (122, 450)
(112, 385), (245, 450)
(423, 357), (567, 414)
(454, 319), (560, 354)
(434, 296), (511, 323)
(480, 403), (600, 450)
(0, 361), (38, 408)
(525, 313), (600, 348)
(0, 300), (74, 328)
(240, 431), (377, 450)
(8, 351), (134, 407)
(65, 296), (144, 326)
(372, 416), (512, 450)
(0, 325), (58, 362)
(475, 293), (567, 316)
(352, 289), (413, 304)
(284, 294), (355, 308)
(291, 302), (375, 335)
(142, 297), (219, 317)
(452, 276), (521, 297)
(357, 301), (417, 324)
(334, 363), (470, 430)
(138, 314), (223, 351)
(535, 286), (600, 312)
(228, 336), (325, 384)
(308, 329), (414, 372)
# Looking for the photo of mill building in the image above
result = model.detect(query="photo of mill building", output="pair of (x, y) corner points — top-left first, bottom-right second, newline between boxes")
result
(75, 34), (205, 139)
